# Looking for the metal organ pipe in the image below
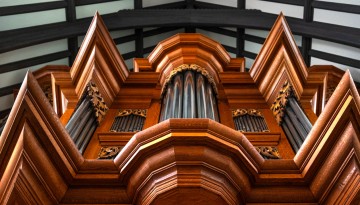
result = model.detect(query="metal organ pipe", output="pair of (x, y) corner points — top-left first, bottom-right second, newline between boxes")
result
(65, 82), (107, 154)
(183, 71), (196, 118)
(280, 98), (313, 153)
(160, 70), (219, 122)
(172, 74), (183, 118)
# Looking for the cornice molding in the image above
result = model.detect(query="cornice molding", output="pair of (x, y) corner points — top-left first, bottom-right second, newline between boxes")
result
(134, 33), (245, 94)
(250, 13), (308, 106)
(69, 12), (129, 106)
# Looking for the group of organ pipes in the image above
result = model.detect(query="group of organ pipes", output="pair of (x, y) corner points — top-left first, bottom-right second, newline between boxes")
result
(110, 109), (146, 132)
(63, 78), (311, 158)
(232, 109), (269, 132)
(65, 82), (108, 154)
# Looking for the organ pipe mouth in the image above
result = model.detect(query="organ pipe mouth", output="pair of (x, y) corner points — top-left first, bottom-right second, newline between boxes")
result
(160, 64), (218, 98)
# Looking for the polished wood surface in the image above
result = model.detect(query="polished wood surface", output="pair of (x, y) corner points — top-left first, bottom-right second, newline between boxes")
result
(0, 13), (359, 205)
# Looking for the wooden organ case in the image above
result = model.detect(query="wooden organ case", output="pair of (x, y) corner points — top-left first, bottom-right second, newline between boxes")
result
(0, 13), (360, 205)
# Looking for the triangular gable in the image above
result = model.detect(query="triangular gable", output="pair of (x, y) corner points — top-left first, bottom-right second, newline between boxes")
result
(70, 12), (129, 106)
(250, 13), (308, 105)
(295, 70), (360, 203)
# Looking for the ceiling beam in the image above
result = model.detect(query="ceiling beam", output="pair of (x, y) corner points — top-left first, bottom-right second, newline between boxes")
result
(236, 0), (245, 57)
(312, 1), (360, 14)
(65, 0), (77, 65)
(1, 9), (360, 54)
(302, 0), (314, 66)
(134, 0), (143, 58)
(0, 1), (67, 16)
(0, 51), (70, 74)
(259, 0), (303, 6)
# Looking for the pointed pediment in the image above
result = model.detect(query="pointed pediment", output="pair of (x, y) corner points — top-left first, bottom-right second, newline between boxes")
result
(250, 13), (308, 105)
(70, 12), (129, 105)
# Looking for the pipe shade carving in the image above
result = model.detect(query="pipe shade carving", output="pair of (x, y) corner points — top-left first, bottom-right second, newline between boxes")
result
(255, 146), (281, 159)
(0, 114), (8, 135)
(160, 66), (219, 122)
(65, 82), (108, 154)
(271, 81), (313, 153)
(98, 146), (122, 159)
(232, 109), (269, 132)
(161, 64), (218, 97)
(110, 109), (146, 132)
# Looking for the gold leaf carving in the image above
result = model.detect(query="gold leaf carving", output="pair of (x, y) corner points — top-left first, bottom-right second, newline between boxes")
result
(117, 109), (147, 117)
(270, 81), (296, 125)
(87, 82), (109, 123)
(255, 146), (281, 159)
(43, 84), (53, 106)
(98, 146), (122, 159)
(232, 109), (263, 117)
(161, 64), (218, 97)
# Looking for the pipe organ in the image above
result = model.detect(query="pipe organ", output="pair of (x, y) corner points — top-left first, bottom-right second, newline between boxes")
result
(1, 13), (359, 205)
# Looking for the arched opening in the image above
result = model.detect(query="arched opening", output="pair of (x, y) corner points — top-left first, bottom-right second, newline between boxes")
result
(160, 64), (219, 122)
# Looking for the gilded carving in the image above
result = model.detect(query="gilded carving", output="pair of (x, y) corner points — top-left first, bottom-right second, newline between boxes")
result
(270, 81), (297, 124)
(98, 146), (122, 159)
(117, 109), (147, 117)
(232, 109), (263, 117)
(232, 109), (269, 132)
(325, 86), (336, 105)
(161, 64), (218, 97)
(87, 82), (109, 123)
(255, 146), (281, 159)
(0, 114), (9, 133)
(42, 84), (53, 106)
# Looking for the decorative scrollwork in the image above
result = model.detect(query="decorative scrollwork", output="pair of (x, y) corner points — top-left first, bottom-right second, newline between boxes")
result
(0, 114), (9, 133)
(270, 81), (297, 124)
(325, 86), (336, 105)
(161, 64), (218, 97)
(87, 82), (109, 123)
(232, 109), (269, 132)
(42, 84), (53, 106)
(98, 146), (122, 159)
(255, 146), (281, 159)
(232, 109), (263, 117)
(117, 109), (147, 117)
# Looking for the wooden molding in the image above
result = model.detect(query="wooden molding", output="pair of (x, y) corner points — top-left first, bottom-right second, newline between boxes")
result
(69, 12), (129, 107)
(134, 33), (245, 93)
(250, 13), (308, 106)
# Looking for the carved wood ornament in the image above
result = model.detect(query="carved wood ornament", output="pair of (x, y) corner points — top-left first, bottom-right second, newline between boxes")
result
(98, 146), (122, 159)
(270, 80), (297, 124)
(87, 81), (109, 123)
(0, 12), (359, 205)
(117, 109), (147, 118)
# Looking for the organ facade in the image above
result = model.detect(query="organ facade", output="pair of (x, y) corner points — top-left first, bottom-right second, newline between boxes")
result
(0, 13), (359, 205)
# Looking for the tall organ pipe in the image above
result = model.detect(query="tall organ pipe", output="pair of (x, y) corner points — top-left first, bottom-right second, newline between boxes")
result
(183, 71), (196, 118)
(196, 74), (207, 119)
(160, 70), (219, 122)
